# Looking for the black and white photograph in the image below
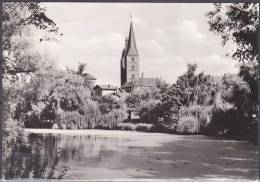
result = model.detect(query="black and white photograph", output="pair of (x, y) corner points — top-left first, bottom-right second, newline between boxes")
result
(2, 2), (259, 181)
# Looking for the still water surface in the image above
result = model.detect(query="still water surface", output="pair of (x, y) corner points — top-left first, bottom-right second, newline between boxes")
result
(25, 129), (257, 181)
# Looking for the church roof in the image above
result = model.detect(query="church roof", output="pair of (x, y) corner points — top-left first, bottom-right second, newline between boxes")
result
(126, 22), (139, 56)
(122, 78), (160, 88)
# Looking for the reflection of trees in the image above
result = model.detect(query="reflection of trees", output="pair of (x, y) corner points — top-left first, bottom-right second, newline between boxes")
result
(29, 133), (127, 164)
(2, 143), (69, 180)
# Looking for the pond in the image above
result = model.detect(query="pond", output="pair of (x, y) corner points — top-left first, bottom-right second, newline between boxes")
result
(9, 129), (259, 181)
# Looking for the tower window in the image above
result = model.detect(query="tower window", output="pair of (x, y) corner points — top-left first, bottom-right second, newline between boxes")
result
(131, 57), (135, 62)
(131, 65), (135, 70)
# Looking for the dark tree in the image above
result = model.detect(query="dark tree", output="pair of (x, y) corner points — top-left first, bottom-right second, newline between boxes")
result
(2, 2), (61, 78)
(206, 3), (259, 115)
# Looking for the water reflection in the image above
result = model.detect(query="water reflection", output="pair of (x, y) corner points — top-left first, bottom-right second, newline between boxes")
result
(29, 133), (127, 164)
(2, 136), (69, 180)
(3, 132), (128, 180)
(5, 131), (256, 180)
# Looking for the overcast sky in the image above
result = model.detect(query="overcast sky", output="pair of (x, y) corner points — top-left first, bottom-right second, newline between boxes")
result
(35, 3), (238, 86)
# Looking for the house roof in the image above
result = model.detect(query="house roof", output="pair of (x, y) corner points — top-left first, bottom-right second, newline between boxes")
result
(82, 73), (96, 80)
(94, 84), (117, 90)
(122, 78), (160, 88)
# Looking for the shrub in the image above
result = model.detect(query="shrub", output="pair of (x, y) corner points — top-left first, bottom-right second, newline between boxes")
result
(56, 110), (85, 129)
(100, 109), (125, 129)
(98, 95), (121, 114)
(116, 123), (136, 130)
(177, 105), (212, 134)
(116, 122), (154, 132)
(79, 100), (101, 129)
(204, 105), (256, 140)
(135, 123), (153, 131)
(177, 116), (200, 134)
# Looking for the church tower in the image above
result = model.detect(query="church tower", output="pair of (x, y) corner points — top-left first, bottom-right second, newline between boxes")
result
(120, 22), (140, 86)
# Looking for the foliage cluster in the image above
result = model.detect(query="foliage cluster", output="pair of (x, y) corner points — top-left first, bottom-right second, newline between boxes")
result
(125, 81), (182, 130)
(18, 68), (126, 130)
(205, 3), (258, 140)
(177, 105), (212, 134)
(175, 64), (218, 133)
(116, 122), (154, 131)
(2, 2), (68, 180)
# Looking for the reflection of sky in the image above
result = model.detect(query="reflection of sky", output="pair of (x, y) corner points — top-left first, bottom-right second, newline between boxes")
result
(32, 3), (239, 86)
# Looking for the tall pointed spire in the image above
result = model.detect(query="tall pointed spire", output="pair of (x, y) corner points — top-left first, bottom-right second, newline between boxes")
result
(126, 22), (139, 56)
(120, 20), (140, 87)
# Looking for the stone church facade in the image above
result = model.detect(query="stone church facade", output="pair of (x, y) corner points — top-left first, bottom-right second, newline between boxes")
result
(120, 22), (159, 93)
